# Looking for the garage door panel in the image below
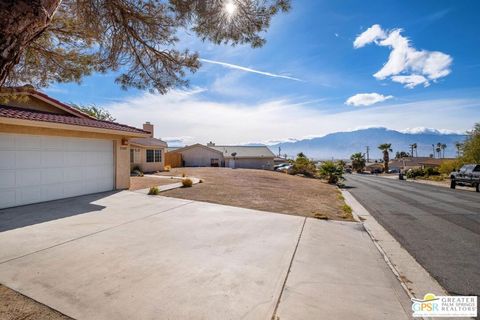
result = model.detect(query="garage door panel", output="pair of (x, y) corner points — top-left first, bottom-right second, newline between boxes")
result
(64, 151), (85, 167)
(16, 169), (41, 187)
(41, 136), (65, 150)
(41, 151), (65, 168)
(41, 184), (65, 202)
(15, 135), (42, 150)
(0, 133), (114, 209)
(41, 168), (65, 185)
(15, 151), (41, 169)
(64, 168), (83, 182)
(17, 188), (42, 205)
(0, 134), (15, 149)
(0, 189), (16, 208)
(0, 151), (15, 169)
(0, 171), (15, 188)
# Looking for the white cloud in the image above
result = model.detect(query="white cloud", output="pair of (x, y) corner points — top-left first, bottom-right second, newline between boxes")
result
(200, 58), (302, 81)
(345, 93), (393, 106)
(391, 75), (429, 88)
(354, 25), (452, 88)
(353, 24), (386, 48)
(104, 89), (478, 146)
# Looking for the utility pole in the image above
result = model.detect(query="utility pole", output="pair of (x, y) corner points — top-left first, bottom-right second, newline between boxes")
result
(278, 146), (281, 157)
(409, 144), (414, 157)
(366, 146), (370, 163)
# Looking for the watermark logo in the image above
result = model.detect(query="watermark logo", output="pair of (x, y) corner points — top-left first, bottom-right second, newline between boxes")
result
(411, 293), (477, 317)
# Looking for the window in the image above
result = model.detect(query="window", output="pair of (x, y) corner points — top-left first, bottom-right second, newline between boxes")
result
(146, 149), (162, 163)
(130, 149), (134, 163)
(474, 165), (480, 172)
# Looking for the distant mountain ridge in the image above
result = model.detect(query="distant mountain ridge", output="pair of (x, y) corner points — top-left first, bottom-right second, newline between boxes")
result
(267, 127), (466, 160)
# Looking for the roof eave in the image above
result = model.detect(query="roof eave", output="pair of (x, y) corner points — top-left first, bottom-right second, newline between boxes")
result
(0, 117), (149, 137)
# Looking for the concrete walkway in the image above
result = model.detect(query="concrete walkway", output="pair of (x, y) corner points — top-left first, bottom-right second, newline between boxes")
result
(0, 191), (412, 319)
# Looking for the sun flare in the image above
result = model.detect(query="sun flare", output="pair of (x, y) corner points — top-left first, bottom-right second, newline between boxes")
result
(224, 1), (237, 16)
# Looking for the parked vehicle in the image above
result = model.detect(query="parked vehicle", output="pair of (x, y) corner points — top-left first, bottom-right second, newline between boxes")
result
(450, 164), (480, 192)
(274, 163), (289, 171)
(276, 164), (293, 172)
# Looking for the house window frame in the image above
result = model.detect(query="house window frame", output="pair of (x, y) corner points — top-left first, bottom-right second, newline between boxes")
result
(146, 149), (162, 163)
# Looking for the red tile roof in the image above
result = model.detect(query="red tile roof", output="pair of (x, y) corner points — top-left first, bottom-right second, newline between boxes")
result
(0, 105), (148, 135)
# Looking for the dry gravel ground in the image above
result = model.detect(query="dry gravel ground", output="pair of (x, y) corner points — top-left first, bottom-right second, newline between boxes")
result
(0, 284), (71, 320)
(157, 167), (351, 221)
(129, 176), (181, 190)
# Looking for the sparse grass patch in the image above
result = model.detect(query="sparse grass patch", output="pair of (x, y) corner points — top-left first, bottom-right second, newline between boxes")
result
(314, 212), (329, 220)
(182, 178), (193, 188)
(341, 204), (353, 220)
(148, 186), (160, 195)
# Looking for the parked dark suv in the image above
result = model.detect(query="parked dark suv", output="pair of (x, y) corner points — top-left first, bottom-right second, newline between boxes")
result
(450, 164), (480, 192)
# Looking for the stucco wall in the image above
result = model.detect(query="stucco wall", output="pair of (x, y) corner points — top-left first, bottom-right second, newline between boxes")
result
(226, 158), (274, 170)
(0, 124), (131, 189)
(130, 146), (165, 173)
(178, 146), (224, 167)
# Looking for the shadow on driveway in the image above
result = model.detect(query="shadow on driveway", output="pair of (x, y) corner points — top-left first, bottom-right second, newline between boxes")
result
(0, 191), (119, 233)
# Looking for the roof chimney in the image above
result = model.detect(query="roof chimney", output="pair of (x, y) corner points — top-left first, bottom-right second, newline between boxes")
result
(143, 122), (154, 137)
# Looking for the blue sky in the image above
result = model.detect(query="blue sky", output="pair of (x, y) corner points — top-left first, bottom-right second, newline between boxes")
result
(45, 0), (480, 145)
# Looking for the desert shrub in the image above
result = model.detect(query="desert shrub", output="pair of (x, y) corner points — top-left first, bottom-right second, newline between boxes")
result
(182, 178), (193, 187)
(318, 161), (344, 184)
(406, 168), (425, 179)
(439, 159), (464, 175)
(131, 165), (144, 177)
(164, 165), (171, 172)
(148, 186), (160, 195)
(290, 153), (317, 177)
(424, 167), (440, 177)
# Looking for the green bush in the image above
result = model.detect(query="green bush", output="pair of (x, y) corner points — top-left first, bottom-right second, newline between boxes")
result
(148, 186), (160, 195)
(439, 159), (464, 175)
(182, 178), (193, 188)
(318, 161), (344, 184)
(424, 167), (440, 177)
(290, 153), (317, 177)
(406, 168), (425, 179)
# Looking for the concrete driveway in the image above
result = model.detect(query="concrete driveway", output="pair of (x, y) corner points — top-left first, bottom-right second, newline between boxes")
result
(0, 191), (412, 319)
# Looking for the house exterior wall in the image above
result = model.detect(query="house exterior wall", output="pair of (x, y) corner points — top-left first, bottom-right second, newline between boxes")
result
(0, 123), (131, 189)
(226, 157), (274, 170)
(177, 146), (224, 167)
(130, 145), (165, 173)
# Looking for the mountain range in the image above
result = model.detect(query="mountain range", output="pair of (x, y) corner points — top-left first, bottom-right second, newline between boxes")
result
(267, 127), (467, 160)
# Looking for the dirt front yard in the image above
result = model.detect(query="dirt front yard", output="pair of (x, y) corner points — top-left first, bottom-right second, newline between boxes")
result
(0, 284), (70, 320)
(129, 176), (181, 191)
(157, 167), (351, 221)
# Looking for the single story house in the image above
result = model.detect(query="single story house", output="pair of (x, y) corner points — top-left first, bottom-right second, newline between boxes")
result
(168, 142), (275, 170)
(130, 122), (167, 173)
(389, 157), (453, 172)
(0, 86), (149, 209)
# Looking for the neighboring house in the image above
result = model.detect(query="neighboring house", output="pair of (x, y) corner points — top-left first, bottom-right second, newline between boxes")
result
(130, 122), (167, 173)
(0, 86), (149, 209)
(389, 157), (454, 172)
(169, 142), (275, 170)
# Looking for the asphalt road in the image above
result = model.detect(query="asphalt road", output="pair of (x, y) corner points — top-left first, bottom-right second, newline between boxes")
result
(345, 174), (480, 296)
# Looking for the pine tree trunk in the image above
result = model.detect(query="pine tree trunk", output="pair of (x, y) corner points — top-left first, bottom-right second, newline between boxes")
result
(0, 0), (61, 86)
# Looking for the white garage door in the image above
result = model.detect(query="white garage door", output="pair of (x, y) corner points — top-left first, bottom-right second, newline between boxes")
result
(0, 133), (114, 209)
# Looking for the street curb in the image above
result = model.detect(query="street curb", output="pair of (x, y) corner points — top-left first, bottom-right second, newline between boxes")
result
(341, 189), (449, 317)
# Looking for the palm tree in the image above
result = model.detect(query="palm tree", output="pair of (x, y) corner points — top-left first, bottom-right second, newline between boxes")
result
(441, 143), (447, 158)
(378, 143), (393, 173)
(455, 142), (462, 158)
(350, 152), (366, 173)
(436, 142), (442, 158)
(436, 146), (441, 158)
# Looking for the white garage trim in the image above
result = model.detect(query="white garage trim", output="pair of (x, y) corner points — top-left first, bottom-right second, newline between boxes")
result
(0, 133), (114, 209)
